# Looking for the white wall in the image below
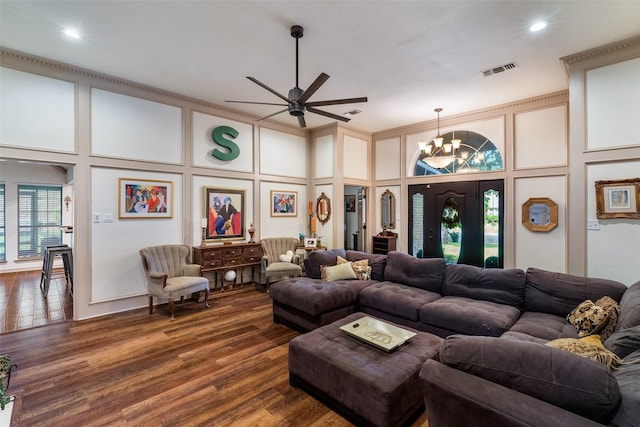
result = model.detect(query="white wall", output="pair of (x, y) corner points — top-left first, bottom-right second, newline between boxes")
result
(586, 161), (640, 285)
(92, 89), (183, 163)
(375, 137), (401, 180)
(514, 175), (567, 272)
(0, 67), (75, 152)
(343, 135), (368, 180)
(315, 134), (334, 179)
(514, 105), (567, 169)
(259, 128), (307, 177)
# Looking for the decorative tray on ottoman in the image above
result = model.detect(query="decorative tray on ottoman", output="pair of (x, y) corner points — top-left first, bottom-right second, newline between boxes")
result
(339, 316), (416, 352)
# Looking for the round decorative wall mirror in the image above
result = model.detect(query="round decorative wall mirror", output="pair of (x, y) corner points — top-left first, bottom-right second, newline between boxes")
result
(380, 189), (396, 230)
(521, 197), (558, 232)
(316, 192), (331, 225)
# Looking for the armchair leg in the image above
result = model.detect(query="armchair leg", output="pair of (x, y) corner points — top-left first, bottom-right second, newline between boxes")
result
(149, 296), (154, 314)
(265, 276), (271, 293)
(204, 288), (210, 308)
(168, 298), (175, 321)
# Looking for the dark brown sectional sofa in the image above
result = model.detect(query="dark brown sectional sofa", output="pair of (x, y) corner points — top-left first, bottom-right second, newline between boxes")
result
(269, 249), (640, 427)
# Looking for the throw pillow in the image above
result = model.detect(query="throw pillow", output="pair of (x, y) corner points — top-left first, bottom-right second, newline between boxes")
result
(337, 255), (369, 267)
(567, 299), (609, 337)
(279, 250), (294, 263)
(546, 335), (622, 368)
(353, 265), (372, 280)
(320, 262), (358, 281)
(595, 296), (619, 342)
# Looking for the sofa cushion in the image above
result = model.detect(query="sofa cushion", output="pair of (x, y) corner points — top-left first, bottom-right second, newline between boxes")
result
(383, 251), (445, 292)
(420, 297), (521, 337)
(269, 277), (372, 316)
(442, 264), (525, 309)
(546, 335), (622, 368)
(524, 267), (627, 317)
(304, 249), (346, 279)
(506, 311), (579, 342)
(345, 250), (387, 281)
(358, 281), (441, 322)
(439, 335), (621, 423)
(610, 349), (640, 427)
(605, 325), (640, 359)
(616, 281), (640, 330)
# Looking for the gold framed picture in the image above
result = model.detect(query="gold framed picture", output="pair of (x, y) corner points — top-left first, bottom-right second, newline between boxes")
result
(595, 178), (640, 219)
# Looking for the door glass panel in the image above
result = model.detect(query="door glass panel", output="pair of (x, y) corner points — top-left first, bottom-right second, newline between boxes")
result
(412, 193), (424, 257)
(484, 189), (499, 268)
(441, 197), (461, 264)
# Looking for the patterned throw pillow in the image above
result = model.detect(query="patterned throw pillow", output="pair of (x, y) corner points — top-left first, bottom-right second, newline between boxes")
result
(567, 300), (609, 337)
(352, 265), (372, 280)
(546, 335), (622, 368)
(594, 296), (619, 342)
(337, 255), (369, 268)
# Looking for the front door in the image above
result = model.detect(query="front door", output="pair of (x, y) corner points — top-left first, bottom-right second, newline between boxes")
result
(409, 180), (503, 268)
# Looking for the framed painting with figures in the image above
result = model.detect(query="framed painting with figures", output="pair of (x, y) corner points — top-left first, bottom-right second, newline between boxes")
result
(118, 178), (173, 219)
(203, 187), (245, 241)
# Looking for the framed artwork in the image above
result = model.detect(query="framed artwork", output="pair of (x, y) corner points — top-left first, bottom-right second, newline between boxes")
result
(595, 178), (640, 219)
(305, 238), (317, 248)
(271, 190), (298, 217)
(203, 187), (245, 241)
(118, 178), (173, 219)
(345, 195), (356, 212)
(521, 197), (558, 232)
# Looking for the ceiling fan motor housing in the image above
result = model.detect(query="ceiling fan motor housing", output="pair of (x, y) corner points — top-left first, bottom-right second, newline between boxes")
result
(288, 87), (306, 116)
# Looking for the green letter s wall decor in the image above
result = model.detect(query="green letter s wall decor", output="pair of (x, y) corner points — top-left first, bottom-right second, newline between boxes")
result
(211, 125), (240, 161)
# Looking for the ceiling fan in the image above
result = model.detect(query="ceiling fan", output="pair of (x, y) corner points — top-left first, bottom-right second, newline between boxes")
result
(226, 25), (368, 128)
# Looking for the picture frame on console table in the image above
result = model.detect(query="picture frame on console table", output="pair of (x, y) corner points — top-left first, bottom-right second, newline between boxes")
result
(118, 178), (173, 219)
(595, 178), (640, 219)
(304, 238), (317, 248)
(203, 187), (245, 241)
(270, 190), (298, 217)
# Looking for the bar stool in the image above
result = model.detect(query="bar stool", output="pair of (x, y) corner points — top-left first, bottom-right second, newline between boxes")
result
(39, 245), (74, 297)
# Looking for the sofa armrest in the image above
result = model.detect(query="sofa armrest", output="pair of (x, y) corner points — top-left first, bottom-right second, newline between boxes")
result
(420, 360), (603, 427)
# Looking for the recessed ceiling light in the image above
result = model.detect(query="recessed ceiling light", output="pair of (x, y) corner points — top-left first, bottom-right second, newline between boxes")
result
(344, 109), (362, 117)
(529, 21), (547, 32)
(63, 28), (81, 39)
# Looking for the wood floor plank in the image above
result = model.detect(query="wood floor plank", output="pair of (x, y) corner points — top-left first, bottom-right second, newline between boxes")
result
(1, 284), (428, 426)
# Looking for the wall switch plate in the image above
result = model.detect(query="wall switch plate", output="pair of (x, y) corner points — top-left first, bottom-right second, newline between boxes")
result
(587, 219), (600, 230)
(94, 213), (101, 223)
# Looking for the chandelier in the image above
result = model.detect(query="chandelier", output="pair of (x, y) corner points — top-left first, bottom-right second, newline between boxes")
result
(418, 108), (461, 170)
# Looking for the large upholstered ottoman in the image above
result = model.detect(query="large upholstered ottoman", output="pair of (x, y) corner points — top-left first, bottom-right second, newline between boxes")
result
(288, 312), (443, 427)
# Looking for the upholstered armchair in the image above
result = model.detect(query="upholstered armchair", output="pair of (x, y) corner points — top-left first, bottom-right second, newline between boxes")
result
(139, 244), (210, 320)
(260, 237), (303, 290)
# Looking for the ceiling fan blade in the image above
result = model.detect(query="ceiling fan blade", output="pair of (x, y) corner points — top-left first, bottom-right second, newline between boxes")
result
(306, 97), (368, 107)
(307, 106), (350, 122)
(297, 73), (329, 104)
(298, 116), (307, 128)
(226, 100), (288, 106)
(247, 77), (289, 102)
(256, 108), (288, 121)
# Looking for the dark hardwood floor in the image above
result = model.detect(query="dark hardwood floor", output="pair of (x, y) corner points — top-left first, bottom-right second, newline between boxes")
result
(1, 282), (428, 427)
(0, 269), (73, 334)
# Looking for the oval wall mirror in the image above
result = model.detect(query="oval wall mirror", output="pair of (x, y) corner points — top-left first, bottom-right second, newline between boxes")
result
(316, 192), (331, 225)
(521, 197), (558, 232)
(381, 189), (396, 230)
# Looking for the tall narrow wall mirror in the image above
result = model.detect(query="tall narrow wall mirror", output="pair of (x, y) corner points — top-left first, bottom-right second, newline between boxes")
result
(381, 189), (396, 230)
(521, 197), (558, 232)
(317, 192), (331, 225)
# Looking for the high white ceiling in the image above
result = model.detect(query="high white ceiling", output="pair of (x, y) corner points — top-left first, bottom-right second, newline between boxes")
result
(2, 1), (640, 133)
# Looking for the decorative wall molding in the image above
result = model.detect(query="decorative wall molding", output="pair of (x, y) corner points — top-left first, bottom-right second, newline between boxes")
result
(560, 35), (640, 65)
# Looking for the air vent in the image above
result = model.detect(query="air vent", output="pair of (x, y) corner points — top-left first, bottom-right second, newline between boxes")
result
(481, 62), (518, 77)
(343, 109), (362, 117)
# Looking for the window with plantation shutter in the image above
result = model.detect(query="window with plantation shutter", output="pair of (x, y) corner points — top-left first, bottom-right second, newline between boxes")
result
(0, 183), (5, 261)
(18, 184), (62, 258)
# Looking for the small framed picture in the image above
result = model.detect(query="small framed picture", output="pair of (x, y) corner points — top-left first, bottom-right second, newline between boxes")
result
(118, 178), (173, 219)
(304, 238), (317, 248)
(595, 178), (640, 219)
(271, 190), (298, 217)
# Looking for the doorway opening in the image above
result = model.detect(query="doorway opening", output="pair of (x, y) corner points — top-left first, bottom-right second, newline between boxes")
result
(344, 186), (367, 252)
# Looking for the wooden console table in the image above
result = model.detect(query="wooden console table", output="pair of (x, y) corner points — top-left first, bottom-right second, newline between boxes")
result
(193, 242), (263, 290)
